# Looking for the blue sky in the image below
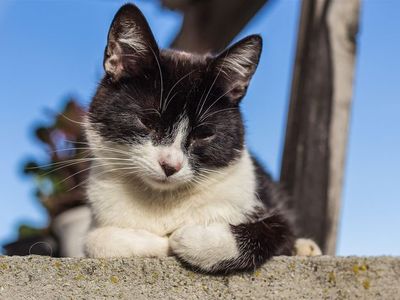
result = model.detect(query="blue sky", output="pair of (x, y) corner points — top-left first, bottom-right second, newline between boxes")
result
(0, 0), (399, 255)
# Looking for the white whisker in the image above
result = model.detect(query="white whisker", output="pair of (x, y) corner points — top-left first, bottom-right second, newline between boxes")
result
(196, 51), (229, 121)
(148, 46), (164, 112)
(31, 157), (134, 173)
(53, 111), (86, 126)
(199, 108), (238, 123)
(199, 85), (238, 122)
(58, 161), (141, 185)
(67, 166), (143, 192)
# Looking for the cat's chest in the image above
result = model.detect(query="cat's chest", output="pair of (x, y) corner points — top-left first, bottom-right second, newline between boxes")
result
(102, 197), (191, 236)
(88, 178), (253, 236)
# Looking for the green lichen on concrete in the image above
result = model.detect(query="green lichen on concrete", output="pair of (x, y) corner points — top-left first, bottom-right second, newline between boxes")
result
(288, 262), (296, 271)
(110, 275), (119, 284)
(0, 256), (399, 299)
(360, 263), (368, 271)
(352, 264), (359, 274)
(73, 274), (85, 281)
(53, 261), (61, 269)
(363, 278), (371, 289)
(328, 271), (336, 285)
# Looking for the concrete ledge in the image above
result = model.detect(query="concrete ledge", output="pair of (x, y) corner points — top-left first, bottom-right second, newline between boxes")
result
(0, 256), (399, 299)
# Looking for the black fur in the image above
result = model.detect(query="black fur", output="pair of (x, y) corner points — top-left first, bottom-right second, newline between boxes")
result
(204, 214), (294, 274)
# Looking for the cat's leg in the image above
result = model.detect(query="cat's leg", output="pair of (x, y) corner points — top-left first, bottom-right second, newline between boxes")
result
(169, 223), (239, 272)
(85, 226), (169, 258)
(294, 238), (322, 256)
(169, 214), (294, 273)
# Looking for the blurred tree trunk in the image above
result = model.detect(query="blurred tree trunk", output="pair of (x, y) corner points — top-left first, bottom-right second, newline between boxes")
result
(163, 0), (269, 53)
(280, 0), (361, 254)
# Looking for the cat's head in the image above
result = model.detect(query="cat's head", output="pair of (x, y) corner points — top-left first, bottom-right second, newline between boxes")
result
(86, 4), (262, 190)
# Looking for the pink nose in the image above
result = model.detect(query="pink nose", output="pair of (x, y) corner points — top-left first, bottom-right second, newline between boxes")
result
(159, 161), (182, 177)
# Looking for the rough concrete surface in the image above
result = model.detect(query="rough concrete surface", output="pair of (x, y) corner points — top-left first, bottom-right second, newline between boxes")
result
(0, 256), (399, 299)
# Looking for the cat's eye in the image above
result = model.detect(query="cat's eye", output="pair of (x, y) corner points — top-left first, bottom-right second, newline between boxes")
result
(137, 115), (158, 131)
(139, 117), (154, 130)
(192, 126), (215, 141)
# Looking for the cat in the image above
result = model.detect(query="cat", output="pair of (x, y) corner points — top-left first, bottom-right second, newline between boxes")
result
(84, 3), (321, 274)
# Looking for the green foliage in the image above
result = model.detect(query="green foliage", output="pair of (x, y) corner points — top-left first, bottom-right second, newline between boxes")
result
(18, 224), (46, 239)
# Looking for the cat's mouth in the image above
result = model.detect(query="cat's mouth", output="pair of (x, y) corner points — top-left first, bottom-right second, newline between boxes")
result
(151, 177), (169, 184)
(143, 175), (188, 190)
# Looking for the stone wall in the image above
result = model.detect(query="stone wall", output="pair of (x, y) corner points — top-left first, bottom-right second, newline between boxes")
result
(0, 256), (399, 299)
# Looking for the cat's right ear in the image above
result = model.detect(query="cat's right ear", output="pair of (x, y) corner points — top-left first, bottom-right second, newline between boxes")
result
(104, 4), (159, 80)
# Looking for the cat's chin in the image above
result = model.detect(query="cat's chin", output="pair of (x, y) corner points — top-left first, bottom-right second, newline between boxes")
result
(142, 177), (188, 191)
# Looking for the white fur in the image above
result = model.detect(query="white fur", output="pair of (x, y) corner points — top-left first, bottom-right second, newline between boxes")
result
(85, 227), (169, 258)
(294, 238), (322, 256)
(218, 44), (257, 78)
(147, 117), (189, 189)
(169, 223), (239, 271)
(86, 148), (257, 234)
(118, 25), (148, 54)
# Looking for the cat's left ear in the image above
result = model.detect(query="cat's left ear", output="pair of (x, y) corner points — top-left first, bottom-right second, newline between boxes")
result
(104, 4), (159, 80)
(214, 35), (262, 103)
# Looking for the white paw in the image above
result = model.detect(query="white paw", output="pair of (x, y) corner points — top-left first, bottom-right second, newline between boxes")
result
(85, 226), (169, 258)
(294, 238), (322, 256)
(169, 224), (239, 271)
(169, 225), (202, 255)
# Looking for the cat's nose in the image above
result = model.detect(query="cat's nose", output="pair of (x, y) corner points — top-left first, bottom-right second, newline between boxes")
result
(159, 161), (182, 177)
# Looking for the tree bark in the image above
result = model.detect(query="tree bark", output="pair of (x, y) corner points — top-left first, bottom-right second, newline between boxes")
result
(280, 0), (360, 254)
(163, 0), (269, 53)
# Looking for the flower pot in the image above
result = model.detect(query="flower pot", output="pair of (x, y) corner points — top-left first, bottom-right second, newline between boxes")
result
(52, 205), (91, 257)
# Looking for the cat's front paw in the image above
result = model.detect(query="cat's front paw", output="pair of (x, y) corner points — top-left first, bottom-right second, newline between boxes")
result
(85, 227), (169, 258)
(169, 225), (203, 255)
(169, 224), (239, 272)
(294, 238), (322, 256)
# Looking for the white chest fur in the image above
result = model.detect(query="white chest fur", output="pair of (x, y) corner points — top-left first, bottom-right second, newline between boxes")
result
(87, 150), (258, 237)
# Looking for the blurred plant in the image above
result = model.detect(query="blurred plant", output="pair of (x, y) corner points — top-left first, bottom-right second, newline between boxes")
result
(24, 99), (88, 220)
(18, 224), (48, 239)
(3, 99), (88, 255)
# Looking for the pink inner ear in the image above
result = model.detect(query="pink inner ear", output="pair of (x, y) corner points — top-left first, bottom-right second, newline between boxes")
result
(214, 35), (262, 86)
(104, 41), (125, 79)
(229, 85), (247, 100)
(103, 4), (160, 80)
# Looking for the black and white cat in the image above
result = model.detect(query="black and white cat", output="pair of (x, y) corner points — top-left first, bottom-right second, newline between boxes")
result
(84, 3), (321, 273)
